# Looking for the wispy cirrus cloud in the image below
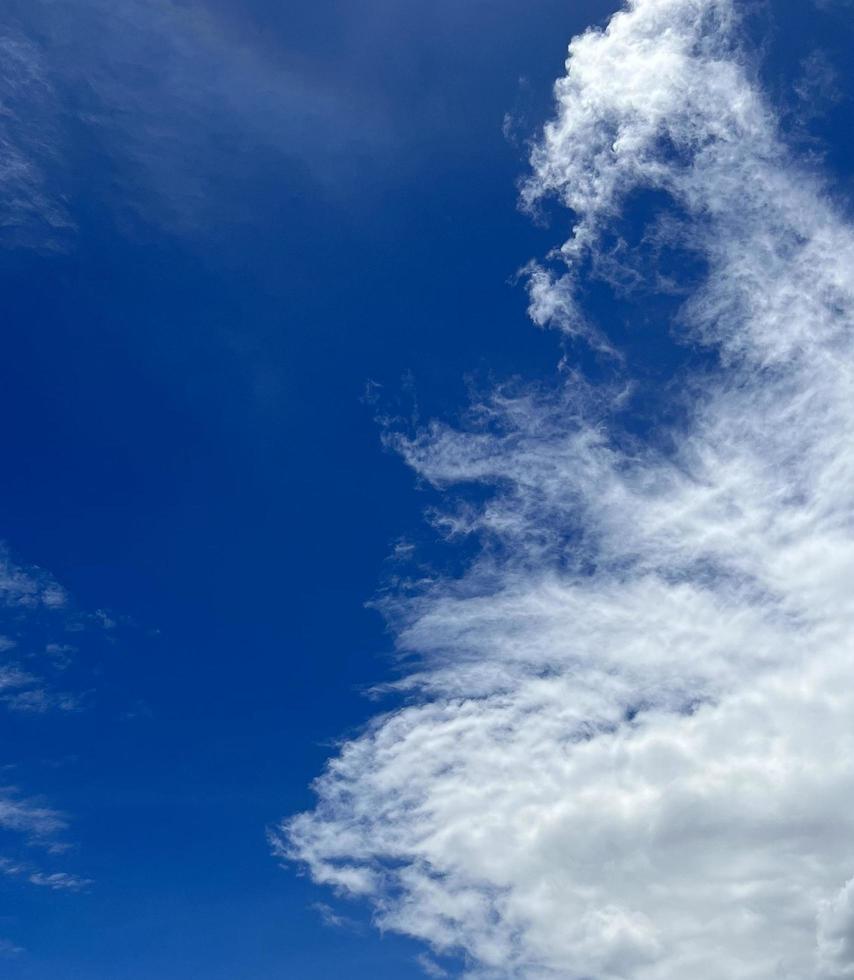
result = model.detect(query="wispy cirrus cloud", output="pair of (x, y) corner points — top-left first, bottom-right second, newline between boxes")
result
(26, 869), (92, 892)
(0, 790), (65, 841)
(0, 28), (73, 251)
(0, 0), (396, 244)
(280, 1), (854, 978)
(0, 547), (108, 916)
(0, 548), (82, 720)
(0, 855), (91, 897)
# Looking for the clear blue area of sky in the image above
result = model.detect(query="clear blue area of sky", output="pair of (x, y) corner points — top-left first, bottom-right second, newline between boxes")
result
(0, 1), (852, 977)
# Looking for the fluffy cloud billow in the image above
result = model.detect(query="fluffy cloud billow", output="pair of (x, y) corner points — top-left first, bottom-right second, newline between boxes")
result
(279, 1), (854, 977)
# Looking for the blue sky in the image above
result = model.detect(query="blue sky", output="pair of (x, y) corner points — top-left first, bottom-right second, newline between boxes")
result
(3, 2), (854, 978)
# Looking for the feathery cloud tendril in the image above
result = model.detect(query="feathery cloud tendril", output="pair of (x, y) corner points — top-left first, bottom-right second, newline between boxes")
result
(280, 2), (854, 977)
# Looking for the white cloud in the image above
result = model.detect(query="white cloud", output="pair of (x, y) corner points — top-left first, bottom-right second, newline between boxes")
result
(309, 900), (361, 932)
(0, 549), (79, 716)
(0, 855), (91, 894)
(27, 870), (91, 892)
(0, 548), (103, 912)
(2, 687), (82, 713)
(280, 1), (854, 978)
(0, 548), (67, 608)
(418, 952), (452, 979)
(0, 790), (65, 840)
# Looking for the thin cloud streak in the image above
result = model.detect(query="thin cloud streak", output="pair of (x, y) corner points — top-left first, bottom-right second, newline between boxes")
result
(0, 790), (65, 840)
(0, 28), (73, 250)
(282, 1), (854, 978)
(2, 0), (396, 241)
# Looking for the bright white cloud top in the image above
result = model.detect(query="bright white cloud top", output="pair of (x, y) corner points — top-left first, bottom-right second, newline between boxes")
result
(280, 1), (854, 977)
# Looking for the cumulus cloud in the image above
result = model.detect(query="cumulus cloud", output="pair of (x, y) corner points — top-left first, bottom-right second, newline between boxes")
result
(280, 1), (854, 978)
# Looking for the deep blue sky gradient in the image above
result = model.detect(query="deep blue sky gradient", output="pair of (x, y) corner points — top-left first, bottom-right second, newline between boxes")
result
(1, 1), (853, 977)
